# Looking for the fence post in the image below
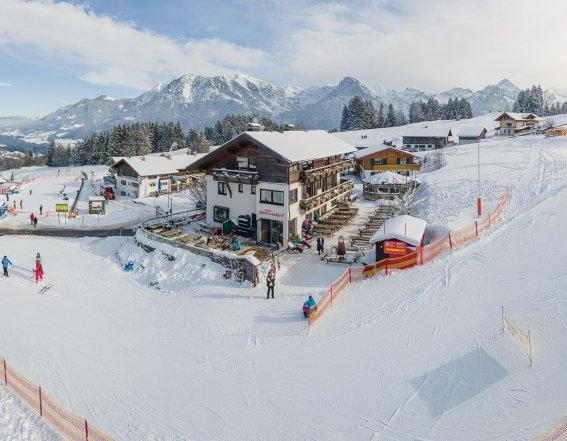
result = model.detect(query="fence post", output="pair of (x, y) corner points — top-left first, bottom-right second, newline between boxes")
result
(330, 284), (333, 307)
(448, 233), (453, 249)
(475, 221), (478, 237)
(385, 259), (388, 275)
(85, 419), (89, 441)
(2, 358), (6, 385)
(39, 386), (43, 416)
(348, 267), (352, 284)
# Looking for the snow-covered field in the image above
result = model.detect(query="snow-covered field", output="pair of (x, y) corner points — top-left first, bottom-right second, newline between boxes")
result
(0, 166), (196, 230)
(1, 134), (567, 440)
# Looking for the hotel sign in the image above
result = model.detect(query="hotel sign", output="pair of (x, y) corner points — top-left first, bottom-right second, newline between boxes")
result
(257, 207), (285, 219)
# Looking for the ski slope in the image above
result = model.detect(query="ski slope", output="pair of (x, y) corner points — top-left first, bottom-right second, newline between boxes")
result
(1, 134), (567, 440)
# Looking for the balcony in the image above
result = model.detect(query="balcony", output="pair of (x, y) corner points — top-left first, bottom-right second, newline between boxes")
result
(371, 164), (420, 171)
(300, 179), (354, 211)
(299, 159), (354, 183)
(211, 168), (259, 185)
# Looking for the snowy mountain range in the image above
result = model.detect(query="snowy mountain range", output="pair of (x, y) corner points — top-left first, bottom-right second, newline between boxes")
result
(1, 75), (558, 140)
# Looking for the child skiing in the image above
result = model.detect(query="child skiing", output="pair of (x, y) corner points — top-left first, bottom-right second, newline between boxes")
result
(2, 256), (12, 277)
(303, 295), (317, 318)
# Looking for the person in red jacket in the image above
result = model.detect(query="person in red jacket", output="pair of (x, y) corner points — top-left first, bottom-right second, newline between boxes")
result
(30, 212), (35, 225)
(34, 262), (43, 283)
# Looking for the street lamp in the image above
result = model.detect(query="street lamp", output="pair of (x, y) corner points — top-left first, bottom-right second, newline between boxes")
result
(477, 138), (482, 216)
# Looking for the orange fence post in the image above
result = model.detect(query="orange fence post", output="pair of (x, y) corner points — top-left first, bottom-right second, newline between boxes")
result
(85, 419), (89, 441)
(475, 221), (478, 237)
(448, 233), (453, 249)
(385, 259), (388, 275)
(348, 267), (352, 284)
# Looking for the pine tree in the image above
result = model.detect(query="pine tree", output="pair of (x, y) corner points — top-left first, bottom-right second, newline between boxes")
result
(376, 103), (385, 128)
(386, 103), (396, 127)
(46, 140), (56, 167)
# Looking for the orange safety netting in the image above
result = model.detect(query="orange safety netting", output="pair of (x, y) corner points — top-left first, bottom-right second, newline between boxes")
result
(0, 358), (114, 441)
(309, 191), (508, 328)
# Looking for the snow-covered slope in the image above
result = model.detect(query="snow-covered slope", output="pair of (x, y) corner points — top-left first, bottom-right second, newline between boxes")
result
(1, 133), (567, 439)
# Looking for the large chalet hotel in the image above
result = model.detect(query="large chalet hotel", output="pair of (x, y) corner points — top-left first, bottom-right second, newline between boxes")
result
(189, 129), (356, 246)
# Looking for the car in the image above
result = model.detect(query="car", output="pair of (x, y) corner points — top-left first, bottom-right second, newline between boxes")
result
(535, 129), (545, 135)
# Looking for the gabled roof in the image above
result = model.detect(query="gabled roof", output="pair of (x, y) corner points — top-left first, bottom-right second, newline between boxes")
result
(494, 112), (540, 122)
(353, 145), (419, 160)
(402, 128), (452, 138)
(246, 130), (356, 162)
(363, 171), (415, 185)
(188, 130), (357, 170)
(458, 127), (487, 137)
(112, 155), (201, 177)
(369, 214), (427, 247)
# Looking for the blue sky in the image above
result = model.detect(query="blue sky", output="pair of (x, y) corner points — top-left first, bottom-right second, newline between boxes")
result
(1, 0), (567, 117)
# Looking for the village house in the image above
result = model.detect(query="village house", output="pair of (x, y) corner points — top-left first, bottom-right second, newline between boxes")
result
(352, 145), (420, 180)
(402, 128), (453, 151)
(458, 127), (487, 144)
(362, 171), (418, 200)
(187, 130), (357, 246)
(110, 153), (202, 198)
(494, 112), (540, 136)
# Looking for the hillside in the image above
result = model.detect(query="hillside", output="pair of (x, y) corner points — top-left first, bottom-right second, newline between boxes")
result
(0, 133), (567, 439)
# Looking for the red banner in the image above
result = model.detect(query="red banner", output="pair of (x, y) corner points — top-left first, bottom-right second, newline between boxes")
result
(384, 240), (407, 254)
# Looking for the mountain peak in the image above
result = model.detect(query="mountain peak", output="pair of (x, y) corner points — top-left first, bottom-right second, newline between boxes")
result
(496, 79), (518, 89)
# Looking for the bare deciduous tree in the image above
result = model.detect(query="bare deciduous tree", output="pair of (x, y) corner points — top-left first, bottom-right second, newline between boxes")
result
(187, 175), (207, 209)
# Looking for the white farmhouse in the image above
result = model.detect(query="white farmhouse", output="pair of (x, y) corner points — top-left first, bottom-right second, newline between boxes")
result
(187, 130), (357, 246)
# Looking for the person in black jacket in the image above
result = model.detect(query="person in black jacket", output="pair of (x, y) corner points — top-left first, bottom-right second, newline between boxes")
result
(316, 235), (325, 255)
(266, 269), (275, 299)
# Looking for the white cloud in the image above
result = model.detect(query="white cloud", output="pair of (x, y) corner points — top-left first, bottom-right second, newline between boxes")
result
(0, 0), (267, 89)
(275, 0), (567, 90)
(0, 82), (12, 87)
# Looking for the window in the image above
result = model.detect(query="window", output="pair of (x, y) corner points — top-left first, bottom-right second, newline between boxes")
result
(382, 158), (387, 165)
(238, 184), (243, 193)
(149, 182), (156, 187)
(370, 158), (375, 166)
(131, 182), (139, 188)
(218, 182), (227, 195)
(251, 185), (256, 195)
(213, 206), (229, 223)
(506, 122), (512, 127)
(260, 189), (284, 206)
(289, 188), (298, 204)
(396, 157), (401, 165)
(237, 156), (257, 170)
(121, 191), (126, 196)
(121, 180), (126, 185)
(248, 157), (257, 169)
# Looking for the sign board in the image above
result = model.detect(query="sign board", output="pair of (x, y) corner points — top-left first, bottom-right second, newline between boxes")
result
(384, 240), (407, 254)
(257, 207), (285, 219)
(55, 204), (69, 212)
(89, 199), (105, 215)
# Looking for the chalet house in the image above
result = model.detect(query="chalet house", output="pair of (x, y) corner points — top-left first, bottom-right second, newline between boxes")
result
(110, 154), (200, 198)
(458, 127), (487, 144)
(402, 128), (453, 151)
(353, 145), (420, 180)
(495, 112), (540, 135)
(187, 130), (357, 246)
(362, 171), (417, 200)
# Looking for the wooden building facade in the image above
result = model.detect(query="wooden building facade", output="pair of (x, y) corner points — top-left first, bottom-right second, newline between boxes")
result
(353, 146), (420, 180)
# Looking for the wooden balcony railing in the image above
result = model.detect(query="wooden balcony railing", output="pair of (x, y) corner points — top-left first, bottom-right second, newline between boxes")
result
(299, 180), (354, 211)
(299, 159), (354, 183)
(211, 168), (259, 185)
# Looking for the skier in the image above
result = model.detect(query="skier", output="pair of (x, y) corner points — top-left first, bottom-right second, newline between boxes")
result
(39, 205), (43, 215)
(30, 212), (35, 225)
(29, 189), (32, 195)
(5, 192), (8, 201)
(19, 200), (22, 209)
(316, 235), (325, 256)
(2, 256), (12, 277)
(303, 295), (317, 318)
(33, 262), (43, 283)
(12, 200), (16, 209)
(266, 269), (275, 299)
(33, 216), (38, 228)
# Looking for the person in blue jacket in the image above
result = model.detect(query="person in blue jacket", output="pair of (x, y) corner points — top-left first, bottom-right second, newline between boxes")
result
(303, 295), (317, 318)
(2, 256), (13, 277)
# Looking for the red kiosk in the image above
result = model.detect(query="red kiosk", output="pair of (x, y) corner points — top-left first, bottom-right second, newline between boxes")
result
(369, 214), (427, 262)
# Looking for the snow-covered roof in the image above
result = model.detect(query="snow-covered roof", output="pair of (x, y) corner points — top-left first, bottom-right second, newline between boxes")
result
(495, 112), (540, 121)
(364, 171), (415, 185)
(458, 127), (487, 137)
(352, 145), (419, 160)
(246, 130), (357, 162)
(402, 128), (452, 138)
(112, 155), (200, 177)
(369, 214), (427, 247)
